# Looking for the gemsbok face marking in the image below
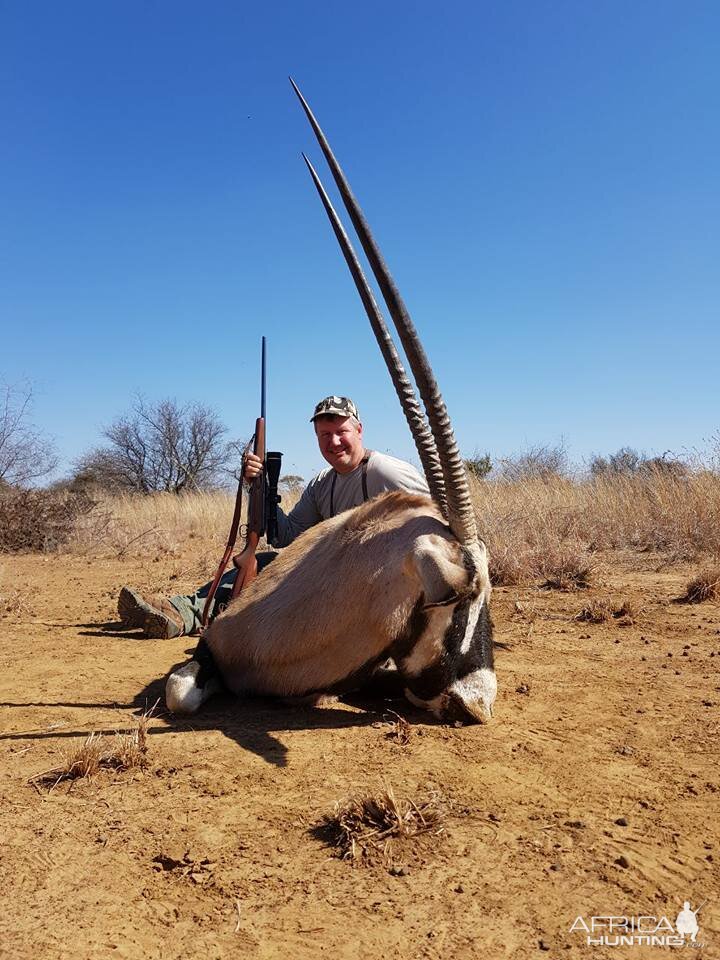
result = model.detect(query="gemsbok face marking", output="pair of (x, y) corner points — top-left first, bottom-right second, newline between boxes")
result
(165, 80), (496, 725)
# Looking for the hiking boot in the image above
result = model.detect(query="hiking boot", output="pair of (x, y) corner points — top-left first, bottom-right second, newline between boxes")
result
(118, 586), (151, 628)
(143, 597), (185, 639)
(117, 586), (184, 639)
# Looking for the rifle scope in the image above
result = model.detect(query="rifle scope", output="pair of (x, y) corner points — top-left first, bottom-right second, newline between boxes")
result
(265, 451), (283, 545)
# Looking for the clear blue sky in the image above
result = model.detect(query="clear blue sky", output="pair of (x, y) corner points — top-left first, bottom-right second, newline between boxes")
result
(1, 0), (718, 482)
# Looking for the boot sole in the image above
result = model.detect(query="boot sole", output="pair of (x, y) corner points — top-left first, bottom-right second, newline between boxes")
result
(144, 609), (183, 640)
(118, 587), (153, 628)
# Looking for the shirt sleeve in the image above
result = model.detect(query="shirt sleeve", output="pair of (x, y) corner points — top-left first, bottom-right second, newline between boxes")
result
(272, 482), (323, 547)
(369, 454), (430, 497)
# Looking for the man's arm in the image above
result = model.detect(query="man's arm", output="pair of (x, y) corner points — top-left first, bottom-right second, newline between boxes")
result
(272, 484), (323, 547)
(243, 452), (322, 548)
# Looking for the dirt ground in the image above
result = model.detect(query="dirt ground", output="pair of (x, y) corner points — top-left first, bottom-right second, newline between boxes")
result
(1, 549), (718, 959)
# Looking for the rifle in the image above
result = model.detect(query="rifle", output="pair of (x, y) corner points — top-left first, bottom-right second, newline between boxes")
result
(201, 336), (283, 626)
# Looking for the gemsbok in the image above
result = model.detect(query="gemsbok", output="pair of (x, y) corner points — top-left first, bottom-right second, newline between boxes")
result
(165, 79), (496, 724)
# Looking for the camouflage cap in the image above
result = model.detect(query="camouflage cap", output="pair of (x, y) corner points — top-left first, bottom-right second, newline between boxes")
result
(310, 395), (360, 423)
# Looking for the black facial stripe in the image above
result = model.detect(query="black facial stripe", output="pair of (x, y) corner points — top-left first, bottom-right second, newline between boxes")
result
(457, 600), (494, 675)
(442, 597), (471, 656)
(401, 596), (494, 702)
(459, 545), (478, 580)
(389, 601), (429, 661)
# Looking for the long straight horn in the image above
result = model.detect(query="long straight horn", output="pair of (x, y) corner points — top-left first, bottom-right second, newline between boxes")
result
(301, 153), (448, 516)
(290, 77), (477, 544)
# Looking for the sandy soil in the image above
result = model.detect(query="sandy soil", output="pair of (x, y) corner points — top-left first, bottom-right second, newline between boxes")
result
(1, 550), (718, 959)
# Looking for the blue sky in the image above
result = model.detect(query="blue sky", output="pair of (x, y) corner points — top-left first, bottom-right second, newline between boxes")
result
(1, 0), (718, 483)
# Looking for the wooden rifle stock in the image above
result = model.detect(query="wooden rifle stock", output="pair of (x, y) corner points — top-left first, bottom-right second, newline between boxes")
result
(229, 416), (265, 601)
(200, 336), (268, 627)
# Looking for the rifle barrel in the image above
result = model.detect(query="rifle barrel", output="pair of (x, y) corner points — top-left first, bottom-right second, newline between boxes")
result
(261, 335), (267, 422)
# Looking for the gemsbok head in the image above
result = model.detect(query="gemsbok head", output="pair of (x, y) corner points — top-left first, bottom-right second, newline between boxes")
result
(165, 79), (496, 724)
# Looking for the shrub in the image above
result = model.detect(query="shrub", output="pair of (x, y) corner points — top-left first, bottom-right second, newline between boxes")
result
(0, 487), (96, 553)
(496, 443), (569, 481)
(464, 453), (492, 481)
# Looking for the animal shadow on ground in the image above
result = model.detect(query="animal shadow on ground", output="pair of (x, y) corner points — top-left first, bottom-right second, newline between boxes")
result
(135, 662), (432, 768)
(0, 656), (432, 768)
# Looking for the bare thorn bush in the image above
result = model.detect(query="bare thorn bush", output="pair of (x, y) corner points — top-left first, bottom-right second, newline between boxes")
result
(0, 488), (96, 553)
(317, 784), (447, 862)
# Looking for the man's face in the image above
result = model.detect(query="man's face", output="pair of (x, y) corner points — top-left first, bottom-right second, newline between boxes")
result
(314, 415), (364, 474)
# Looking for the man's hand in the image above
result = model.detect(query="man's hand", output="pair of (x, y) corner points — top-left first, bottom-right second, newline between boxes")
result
(243, 452), (264, 482)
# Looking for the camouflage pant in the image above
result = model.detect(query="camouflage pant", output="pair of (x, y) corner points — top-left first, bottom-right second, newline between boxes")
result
(169, 551), (278, 635)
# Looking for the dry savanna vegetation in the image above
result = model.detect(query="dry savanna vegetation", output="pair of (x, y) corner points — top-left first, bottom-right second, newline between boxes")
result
(4, 462), (720, 590)
(2, 449), (719, 958)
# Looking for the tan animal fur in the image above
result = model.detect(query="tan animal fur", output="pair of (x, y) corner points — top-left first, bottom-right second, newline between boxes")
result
(206, 492), (475, 698)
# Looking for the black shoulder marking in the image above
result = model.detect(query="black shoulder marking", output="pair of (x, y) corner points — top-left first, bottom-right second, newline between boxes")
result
(299, 601), (429, 698)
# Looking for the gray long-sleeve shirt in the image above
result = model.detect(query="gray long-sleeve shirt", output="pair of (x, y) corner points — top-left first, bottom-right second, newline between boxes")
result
(273, 450), (430, 547)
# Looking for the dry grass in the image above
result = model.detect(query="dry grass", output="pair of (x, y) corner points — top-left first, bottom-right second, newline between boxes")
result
(470, 467), (720, 585)
(65, 487), (302, 559)
(0, 563), (36, 619)
(384, 711), (412, 745)
(0, 585), (35, 619)
(613, 599), (640, 625)
(31, 711), (152, 789)
(575, 598), (641, 625)
(68, 489), (238, 557)
(537, 542), (594, 591)
(682, 565), (720, 604)
(317, 784), (447, 862)
(6, 465), (720, 587)
(575, 599), (613, 623)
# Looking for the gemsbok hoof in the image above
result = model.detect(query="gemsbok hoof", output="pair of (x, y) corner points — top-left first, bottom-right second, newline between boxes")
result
(165, 660), (220, 715)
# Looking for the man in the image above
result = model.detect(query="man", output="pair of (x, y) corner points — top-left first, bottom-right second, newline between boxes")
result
(118, 396), (429, 638)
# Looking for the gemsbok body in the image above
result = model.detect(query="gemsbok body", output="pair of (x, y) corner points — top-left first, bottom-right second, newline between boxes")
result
(166, 80), (497, 725)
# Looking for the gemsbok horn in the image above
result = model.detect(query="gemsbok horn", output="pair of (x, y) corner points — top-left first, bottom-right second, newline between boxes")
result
(165, 80), (496, 724)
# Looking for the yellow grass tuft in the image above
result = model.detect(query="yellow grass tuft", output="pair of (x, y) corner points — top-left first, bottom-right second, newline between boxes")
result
(682, 565), (720, 604)
(575, 599), (613, 623)
(575, 598), (641, 625)
(31, 710), (153, 789)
